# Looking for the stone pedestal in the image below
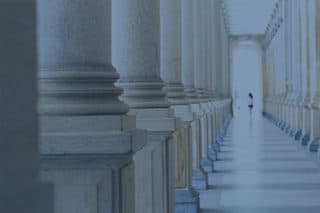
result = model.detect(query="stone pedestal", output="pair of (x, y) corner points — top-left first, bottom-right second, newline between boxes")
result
(130, 108), (180, 213)
(37, 0), (152, 212)
(175, 189), (199, 213)
(172, 105), (200, 213)
(300, 99), (312, 146)
(39, 115), (155, 213)
(190, 104), (209, 191)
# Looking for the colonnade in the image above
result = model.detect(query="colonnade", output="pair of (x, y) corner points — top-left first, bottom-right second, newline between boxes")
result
(264, 0), (320, 154)
(3, 0), (232, 213)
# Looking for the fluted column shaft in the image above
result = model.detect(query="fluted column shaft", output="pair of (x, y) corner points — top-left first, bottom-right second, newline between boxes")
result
(201, 0), (209, 97)
(38, 0), (128, 115)
(310, 0), (320, 148)
(308, 0), (316, 142)
(207, 0), (213, 98)
(292, 0), (300, 130)
(160, 0), (186, 105)
(112, 0), (169, 109)
(300, 0), (311, 140)
(112, 1), (180, 212)
(193, 0), (205, 99)
(181, 0), (197, 102)
(210, 0), (217, 97)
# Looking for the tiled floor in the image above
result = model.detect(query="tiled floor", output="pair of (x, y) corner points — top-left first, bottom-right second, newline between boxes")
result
(200, 111), (320, 213)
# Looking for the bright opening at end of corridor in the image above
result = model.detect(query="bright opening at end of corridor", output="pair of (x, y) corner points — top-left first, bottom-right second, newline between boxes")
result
(231, 40), (263, 116)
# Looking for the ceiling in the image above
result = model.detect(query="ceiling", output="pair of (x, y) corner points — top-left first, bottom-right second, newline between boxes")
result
(223, 0), (278, 36)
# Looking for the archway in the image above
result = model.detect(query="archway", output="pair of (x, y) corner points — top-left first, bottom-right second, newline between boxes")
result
(231, 38), (263, 116)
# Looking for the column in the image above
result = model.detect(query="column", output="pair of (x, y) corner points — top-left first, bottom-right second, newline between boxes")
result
(206, 0), (216, 162)
(290, 0), (300, 136)
(112, 1), (180, 212)
(0, 1), (52, 212)
(160, 0), (199, 212)
(199, 0), (211, 175)
(38, 1), (149, 212)
(208, 0), (219, 151)
(160, 0), (186, 105)
(294, 0), (304, 140)
(283, 0), (292, 130)
(305, 0), (316, 147)
(182, 0), (198, 102)
(191, 0), (213, 191)
(300, 0), (312, 145)
(310, 0), (320, 152)
(181, 0), (207, 192)
(280, 0), (287, 127)
(186, 0), (209, 192)
(193, 0), (205, 99)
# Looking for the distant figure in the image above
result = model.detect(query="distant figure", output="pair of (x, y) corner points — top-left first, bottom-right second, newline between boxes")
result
(248, 93), (253, 113)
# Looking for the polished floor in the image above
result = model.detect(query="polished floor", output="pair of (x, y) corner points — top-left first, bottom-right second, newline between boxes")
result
(200, 110), (320, 213)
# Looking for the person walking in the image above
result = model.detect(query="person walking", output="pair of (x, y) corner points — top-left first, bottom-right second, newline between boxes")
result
(248, 93), (254, 113)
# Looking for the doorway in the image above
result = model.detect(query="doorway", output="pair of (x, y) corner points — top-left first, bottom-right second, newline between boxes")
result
(231, 40), (263, 116)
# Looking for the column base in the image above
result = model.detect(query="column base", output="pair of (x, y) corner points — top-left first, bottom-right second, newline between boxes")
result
(294, 129), (302, 141)
(214, 139), (221, 152)
(175, 188), (200, 213)
(308, 138), (320, 152)
(201, 157), (214, 174)
(300, 133), (310, 146)
(289, 127), (296, 137)
(280, 122), (287, 131)
(217, 134), (224, 146)
(208, 146), (218, 161)
(284, 125), (291, 134)
(192, 168), (208, 191)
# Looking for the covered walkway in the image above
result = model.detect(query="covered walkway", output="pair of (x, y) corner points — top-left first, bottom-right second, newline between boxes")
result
(201, 112), (320, 213)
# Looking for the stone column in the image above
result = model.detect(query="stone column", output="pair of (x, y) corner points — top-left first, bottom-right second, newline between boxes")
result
(184, 0), (211, 191)
(199, 0), (211, 173)
(286, 0), (295, 134)
(112, 0), (180, 212)
(300, 0), (312, 145)
(209, 0), (219, 150)
(160, 0), (186, 105)
(160, 0), (199, 212)
(181, 0), (206, 192)
(190, 0), (212, 191)
(307, 0), (317, 149)
(294, 1), (304, 140)
(280, 0), (287, 127)
(193, 0), (205, 99)
(38, 1), (149, 213)
(182, 0), (197, 102)
(206, 0), (216, 160)
(283, 0), (292, 130)
(310, 0), (320, 152)
(291, 0), (300, 136)
(304, 0), (316, 147)
(0, 1), (52, 212)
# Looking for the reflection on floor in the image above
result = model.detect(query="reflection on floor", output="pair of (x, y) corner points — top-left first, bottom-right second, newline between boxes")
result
(200, 111), (320, 213)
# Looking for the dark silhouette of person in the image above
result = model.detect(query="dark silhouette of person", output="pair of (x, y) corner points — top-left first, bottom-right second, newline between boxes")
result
(248, 93), (253, 112)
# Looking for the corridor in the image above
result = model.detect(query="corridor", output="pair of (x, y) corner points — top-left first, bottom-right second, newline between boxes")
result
(5, 0), (320, 212)
(201, 112), (320, 213)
